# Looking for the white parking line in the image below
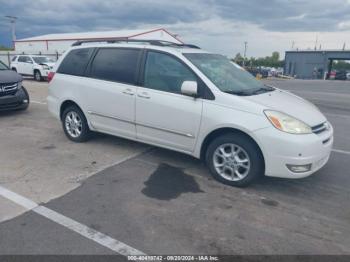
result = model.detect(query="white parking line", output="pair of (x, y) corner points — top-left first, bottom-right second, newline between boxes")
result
(34, 206), (145, 256)
(0, 185), (145, 255)
(332, 149), (350, 155)
(31, 100), (47, 105)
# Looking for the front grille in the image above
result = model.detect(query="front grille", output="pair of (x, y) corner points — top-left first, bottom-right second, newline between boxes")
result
(0, 82), (18, 97)
(312, 122), (329, 134)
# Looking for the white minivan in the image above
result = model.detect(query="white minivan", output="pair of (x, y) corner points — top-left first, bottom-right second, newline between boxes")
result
(47, 40), (333, 187)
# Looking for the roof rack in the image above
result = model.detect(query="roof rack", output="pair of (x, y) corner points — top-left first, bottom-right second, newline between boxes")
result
(71, 38), (200, 49)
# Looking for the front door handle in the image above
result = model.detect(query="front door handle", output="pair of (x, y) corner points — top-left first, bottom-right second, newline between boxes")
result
(122, 88), (134, 96)
(137, 92), (150, 99)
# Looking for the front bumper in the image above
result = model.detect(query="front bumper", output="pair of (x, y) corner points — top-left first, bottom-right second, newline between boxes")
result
(0, 87), (29, 111)
(42, 70), (50, 78)
(254, 124), (333, 179)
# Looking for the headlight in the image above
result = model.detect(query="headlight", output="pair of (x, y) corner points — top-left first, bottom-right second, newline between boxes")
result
(264, 110), (312, 134)
(42, 65), (49, 70)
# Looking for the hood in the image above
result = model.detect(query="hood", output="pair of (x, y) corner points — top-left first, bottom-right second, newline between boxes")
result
(244, 89), (326, 127)
(39, 62), (55, 68)
(43, 62), (55, 66)
(0, 70), (22, 84)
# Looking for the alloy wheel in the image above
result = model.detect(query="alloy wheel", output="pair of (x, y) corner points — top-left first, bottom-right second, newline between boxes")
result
(213, 143), (251, 181)
(65, 111), (82, 138)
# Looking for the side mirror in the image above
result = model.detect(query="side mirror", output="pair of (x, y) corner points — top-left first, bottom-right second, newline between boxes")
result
(181, 81), (198, 97)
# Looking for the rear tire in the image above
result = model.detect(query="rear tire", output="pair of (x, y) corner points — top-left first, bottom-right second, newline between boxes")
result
(205, 133), (264, 187)
(62, 105), (91, 142)
(12, 68), (17, 72)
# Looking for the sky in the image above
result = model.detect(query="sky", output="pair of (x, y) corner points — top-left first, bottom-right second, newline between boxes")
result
(1, 0), (350, 58)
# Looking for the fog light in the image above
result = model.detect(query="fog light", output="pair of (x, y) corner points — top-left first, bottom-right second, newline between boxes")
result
(286, 164), (312, 173)
(23, 99), (28, 103)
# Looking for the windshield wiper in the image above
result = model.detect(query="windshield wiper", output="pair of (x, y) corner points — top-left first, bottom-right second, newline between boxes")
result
(224, 90), (253, 96)
(251, 86), (275, 95)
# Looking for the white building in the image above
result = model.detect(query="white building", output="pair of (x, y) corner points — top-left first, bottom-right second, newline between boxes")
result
(14, 28), (183, 54)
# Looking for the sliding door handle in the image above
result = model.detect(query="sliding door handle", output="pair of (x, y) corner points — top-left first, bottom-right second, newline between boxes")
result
(137, 92), (150, 99)
(122, 88), (135, 96)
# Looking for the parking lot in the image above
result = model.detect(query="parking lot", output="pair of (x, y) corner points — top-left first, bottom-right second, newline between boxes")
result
(0, 79), (349, 255)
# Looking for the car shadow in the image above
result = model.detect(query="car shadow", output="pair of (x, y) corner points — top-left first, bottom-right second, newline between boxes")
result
(0, 110), (27, 118)
(94, 132), (335, 197)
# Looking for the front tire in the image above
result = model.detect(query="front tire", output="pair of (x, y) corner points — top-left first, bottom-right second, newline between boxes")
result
(206, 133), (264, 187)
(19, 87), (30, 111)
(34, 70), (42, 81)
(62, 106), (91, 142)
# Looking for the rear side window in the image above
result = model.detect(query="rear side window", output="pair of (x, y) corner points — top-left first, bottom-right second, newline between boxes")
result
(57, 48), (94, 76)
(90, 48), (140, 85)
(18, 56), (30, 63)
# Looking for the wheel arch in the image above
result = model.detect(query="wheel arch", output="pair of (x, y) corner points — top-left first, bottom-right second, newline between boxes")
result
(199, 127), (265, 166)
(60, 100), (83, 121)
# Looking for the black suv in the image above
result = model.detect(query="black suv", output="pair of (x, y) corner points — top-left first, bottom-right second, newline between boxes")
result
(0, 60), (29, 111)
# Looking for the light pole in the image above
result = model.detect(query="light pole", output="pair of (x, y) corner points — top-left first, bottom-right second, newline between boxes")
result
(5, 16), (18, 47)
(243, 41), (248, 67)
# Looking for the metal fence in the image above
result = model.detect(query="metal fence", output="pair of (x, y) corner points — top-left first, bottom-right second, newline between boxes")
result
(0, 51), (61, 67)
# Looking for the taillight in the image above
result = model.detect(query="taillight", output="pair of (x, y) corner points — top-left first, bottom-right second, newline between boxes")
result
(48, 72), (55, 83)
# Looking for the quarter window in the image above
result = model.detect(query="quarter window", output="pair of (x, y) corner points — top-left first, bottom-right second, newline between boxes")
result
(57, 48), (94, 76)
(144, 51), (197, 94)
(18, 56), (31, 63)
(90, 48), (140, 85)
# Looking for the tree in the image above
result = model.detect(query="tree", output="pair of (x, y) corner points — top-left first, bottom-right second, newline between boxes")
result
(233, 53), (244, 65)
(272, 51), (280, 61)
(0, 45), (12, 51)
(237, 52), (284, 68)
(333, 60), (350, 70)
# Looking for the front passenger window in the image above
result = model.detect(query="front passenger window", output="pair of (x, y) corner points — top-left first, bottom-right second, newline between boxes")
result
(144, 51), (197, 94)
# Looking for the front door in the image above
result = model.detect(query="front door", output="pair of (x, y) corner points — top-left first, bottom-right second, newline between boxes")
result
(136, 51), (203, 153)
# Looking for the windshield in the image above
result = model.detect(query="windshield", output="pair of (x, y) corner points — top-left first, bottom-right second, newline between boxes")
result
(32, 57), (55, 64)
(0, 61), (9, 70)
(184, 53), (272, 95)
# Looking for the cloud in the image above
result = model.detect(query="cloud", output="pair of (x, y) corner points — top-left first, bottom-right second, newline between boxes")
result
(1, 0), (350, 56)
(212, 0), (350, 32)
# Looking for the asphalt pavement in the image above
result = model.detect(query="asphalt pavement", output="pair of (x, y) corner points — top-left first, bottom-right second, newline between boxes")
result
(0, 79), (349, 256)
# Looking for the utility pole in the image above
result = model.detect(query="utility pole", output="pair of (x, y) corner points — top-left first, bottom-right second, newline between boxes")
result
(243, 41), (248, 67)
(5, 16), (18, 47)
(314, 35), (318, 51)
